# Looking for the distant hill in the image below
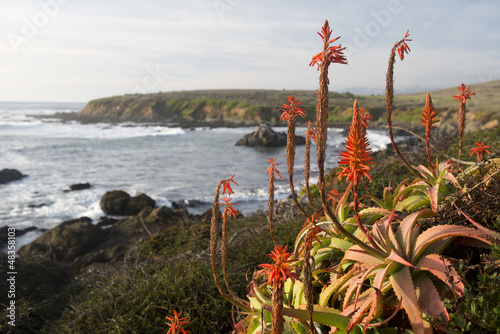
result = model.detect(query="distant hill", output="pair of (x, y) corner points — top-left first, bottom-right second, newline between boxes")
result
(76, 81), (500, 130)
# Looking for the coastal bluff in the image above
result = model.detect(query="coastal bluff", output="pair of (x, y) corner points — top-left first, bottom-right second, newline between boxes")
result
(74, 89), (358, 126)
(74, 82), (500, 131)
(76, 89), (318, 125)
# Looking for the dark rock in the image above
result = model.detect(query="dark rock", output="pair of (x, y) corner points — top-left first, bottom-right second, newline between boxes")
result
(100, 191), (156, 216)
(100, 190), (131, 215)
(235, 123), (306, 147)
(0, 169), (27, 185)
(97, 217), (119, 227)
(18, 217), (107, 263)
(125, 193), (156, 215)
(0, 226), (39, 248)
(68, 182), (91, 191)
(27, 203), (47, 208)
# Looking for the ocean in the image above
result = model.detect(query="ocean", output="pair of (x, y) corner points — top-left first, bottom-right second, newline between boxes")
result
(0, 101), (395, 247)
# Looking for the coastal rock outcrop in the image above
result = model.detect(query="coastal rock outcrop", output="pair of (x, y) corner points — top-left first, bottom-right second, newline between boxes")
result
(18, 217), (106, 263)
(235, 123), (306, 147)
(100, 190), (156, 215)
(0, 169), (27, 185)
(18, 205), (200, 271)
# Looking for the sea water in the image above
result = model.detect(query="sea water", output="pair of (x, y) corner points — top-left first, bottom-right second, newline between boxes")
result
(0, 102), (394, 246)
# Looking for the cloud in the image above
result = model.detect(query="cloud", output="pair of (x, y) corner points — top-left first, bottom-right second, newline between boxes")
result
(0, 0), (499, 102)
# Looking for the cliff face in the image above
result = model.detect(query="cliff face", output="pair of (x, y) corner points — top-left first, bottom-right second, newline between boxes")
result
(76, 92), (287, 125)
(76, 82), (500, 129)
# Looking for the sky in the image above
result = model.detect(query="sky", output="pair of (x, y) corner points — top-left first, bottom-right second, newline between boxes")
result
(1, 0), (499, 103)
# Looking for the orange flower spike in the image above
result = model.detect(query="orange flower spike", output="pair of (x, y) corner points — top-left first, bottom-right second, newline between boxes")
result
(453, 83), (476, 104)
(267, 157), (283, 180)
(166, 310), (190, 334)
(396, 30), (412, 60)
(220, 195), (239, 219)
(310, 21), (347, 70)
(420, 93), (439, 168)
(221, 174), (238, 195)
(470, 142), (491, 162)
(279, 96), (306, 121)
(338, 100), (373, 186)
(258, 245), (299, 288)
(303, 120), (317, 143)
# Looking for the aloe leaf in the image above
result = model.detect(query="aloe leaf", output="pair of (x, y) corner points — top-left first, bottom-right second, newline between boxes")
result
(397, 210), (435, 256)
(292, 281), (305, 309)
(413, 273), (450, 322)
(427, 185), (439, 212)
(454, 203), (500, 241)
(384, 186), (393, 209)
(329, 237), (355, 251)
(319, 271), (353, 306)
(278, 305), (349, 329)
(290, 319), (309, 334)
(414, 225), (493, 261)
(390, 266), (433, 334)
(415, 164), (434, 180)
(395, 195), (427, 211)
(343, 245), (385, 266)
(386, 250), (414, 268)
(414, 254), (464, 296)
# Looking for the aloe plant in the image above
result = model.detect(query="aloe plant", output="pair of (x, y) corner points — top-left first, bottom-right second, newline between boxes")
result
(209, 21), (498, 334)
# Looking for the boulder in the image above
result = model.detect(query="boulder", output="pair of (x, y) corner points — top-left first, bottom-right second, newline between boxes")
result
(235, 123), (306, 147)
(125, 193), (156, 215)
(100, 190), (131, 215)
(100, 191), (156, 216)
(18, 217), (106, 262)
(0, 169), (27, 185)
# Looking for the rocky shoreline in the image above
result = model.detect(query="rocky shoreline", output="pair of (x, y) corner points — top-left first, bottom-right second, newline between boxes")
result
(1, 119), (455, 273)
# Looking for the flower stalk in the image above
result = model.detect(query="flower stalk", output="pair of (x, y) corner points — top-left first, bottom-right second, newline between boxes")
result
(453, 83), (476, 160)
(385, 30), (419, 178)
(280, 96), (307, 217)
(267, 157), (283, 245)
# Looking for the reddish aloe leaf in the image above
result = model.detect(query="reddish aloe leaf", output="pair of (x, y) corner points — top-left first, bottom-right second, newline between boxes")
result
(345, 297), (372, 333)
(363, 287), (383, 333)
(397, 209), (435, 256)
(414, 225), (493, 261)
(413, 273), (450, 322)
(427, 186), (438, 213)
(454, 203), (500, 241)
(343, 246), (385, 266)
(414, 254), (464, 296)
(390, 266), (433, 334)
(386, 249), (415, 268)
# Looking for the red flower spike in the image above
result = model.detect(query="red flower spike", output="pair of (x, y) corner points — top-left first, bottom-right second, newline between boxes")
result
(303, 120), (317, 143)
(396, 30), (412, 61)
(470, 142), (491, 162)
(310, 21), (347, 70)
(220, 195), (239, 219)
(267, 157), (283, 180)
(258, 245), (298, 288)
(279, 96), (306, 122)
(166, 310), (190, 334)
(420, 94), (439, 130)
(453, 84), (476, 104)
(338, 100), (373, 186)
(221, 174), (238, 195)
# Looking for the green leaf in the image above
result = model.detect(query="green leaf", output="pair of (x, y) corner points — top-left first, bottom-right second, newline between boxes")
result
(280, 305), (349, 329)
